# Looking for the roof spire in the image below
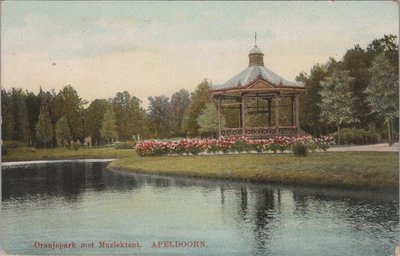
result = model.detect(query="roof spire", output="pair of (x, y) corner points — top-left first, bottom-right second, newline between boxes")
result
(254, 32), (257, 47)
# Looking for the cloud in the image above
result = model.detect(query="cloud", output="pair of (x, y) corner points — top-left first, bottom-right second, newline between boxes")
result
(1, 1), (398, 108)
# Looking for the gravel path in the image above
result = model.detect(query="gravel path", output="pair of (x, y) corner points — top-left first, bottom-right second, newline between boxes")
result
(329, 143), (399, 152)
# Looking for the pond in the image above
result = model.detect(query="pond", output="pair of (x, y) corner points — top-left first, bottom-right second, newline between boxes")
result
(1, 160), (398, 255)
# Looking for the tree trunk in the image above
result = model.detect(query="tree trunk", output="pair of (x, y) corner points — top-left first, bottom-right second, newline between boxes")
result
(337, 124), (340, 146)
(388, 119), (393, 146)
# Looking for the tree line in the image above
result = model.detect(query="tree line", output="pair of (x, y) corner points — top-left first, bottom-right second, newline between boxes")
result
(2, 34), (398, 148)
(297, 34), (398, 145)
(2, 80), (212, 148)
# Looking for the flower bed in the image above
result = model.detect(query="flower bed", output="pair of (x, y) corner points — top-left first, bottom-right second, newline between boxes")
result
(135, 136), (335, 157)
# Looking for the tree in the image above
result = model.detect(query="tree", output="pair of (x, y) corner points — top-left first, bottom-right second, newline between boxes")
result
(1, 89), (14, 141)
(100, 108), (117, 144)
(197, 103), (223, 138)
(365, 53), (399, 145)
(25, 91), (41, 146)
(170, 89), (191, 136)
(183, 80), (211, 136)
(147, 95), (171, 138)
(341, 44), (373, 127)
(112, 91), (145, 141)
(85, 99), (110, 146)
(319, 70), (358, 145)
(10, 88), (30, 143)
(298, 62), (334, 137)
(55, 85), (87, 141)
(35, 105), (54, 148)
(56, 116), (71, 147)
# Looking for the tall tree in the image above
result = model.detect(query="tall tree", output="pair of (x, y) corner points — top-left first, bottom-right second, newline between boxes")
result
(147, 95), (171, 138)
(25, 91), (41, 145)
(55, 85), (87, 141)
(56, 116), (71, 147)
(1, 89), (14, 141)
(197, 103), (223, 138)
(170, 89), (191, 136)
(183, 80), (211, 136)
(100, 108), (118, 144)
(319, 70), (359, 145)
(35, 104), (54, 148)
(112, 91), (145, 141)
(10, 88), (30, 142)
(365, 53), (399, 145)
(85, 99), (110, 146)
(298, 63), (332, 136)
(341, 44), (373, 127)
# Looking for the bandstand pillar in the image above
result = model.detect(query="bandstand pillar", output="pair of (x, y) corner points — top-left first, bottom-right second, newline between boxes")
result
(275, 95), (280, 128)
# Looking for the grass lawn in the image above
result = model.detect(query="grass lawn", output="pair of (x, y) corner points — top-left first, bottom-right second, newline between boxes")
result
(3, 147), (398, 190)
(109, 152), (398, 190)
(2, 147), (133, 162)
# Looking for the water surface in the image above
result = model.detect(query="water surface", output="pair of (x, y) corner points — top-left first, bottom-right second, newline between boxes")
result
(1, 160), (398, 255)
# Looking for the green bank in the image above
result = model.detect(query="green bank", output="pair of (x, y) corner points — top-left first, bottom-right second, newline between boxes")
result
(2, 147), (132, 162)
(109, 152), (398, 190)
(3, 148), (398, 190)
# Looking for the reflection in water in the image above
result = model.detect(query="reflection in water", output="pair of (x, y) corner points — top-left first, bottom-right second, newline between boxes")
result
(1, 161), (399, 256)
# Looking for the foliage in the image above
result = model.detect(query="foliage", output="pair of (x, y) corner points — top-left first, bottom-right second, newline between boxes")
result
(183, 80), (211, 136)
(56, 116), (71, 146)
(292, 142), (308, 157)
(298, 62), (335, 137)
(335, 128), (380, 145)
(365, 53), (399, 145)
(1, 88), (31, 143)
(135, 135), (335, 157)
(71, 141), (81, 151)
(170, 89), (191, 136)
(85, 99), (110, 146)
(112, 91), (146, 141)
(35, 105), (54, 148)
(147, 95), (171, 138)
(2, 141), (27, 155)
(197, 103), (223, 137)
(319, 70), (359, 144)
(100, 108), (118, 144)
(55, 85), (87, 140)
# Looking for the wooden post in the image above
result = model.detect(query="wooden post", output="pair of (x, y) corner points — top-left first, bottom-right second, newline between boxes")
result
(239, 98), (243, 128)
(268, 99), (272, 127)
(241, 96), (246, 135)
(295, 94), (300, 129)
(291, 96), (295, 126)
(275, 94), (280, 128)
(217, 97), (222, 138)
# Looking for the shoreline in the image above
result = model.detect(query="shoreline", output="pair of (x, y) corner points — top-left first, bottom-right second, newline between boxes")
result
(2, 147), (398, 191)
(108, 152), (398, 191)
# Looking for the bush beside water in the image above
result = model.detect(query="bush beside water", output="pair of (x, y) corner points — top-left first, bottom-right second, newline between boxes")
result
(135, 136), (335, 157)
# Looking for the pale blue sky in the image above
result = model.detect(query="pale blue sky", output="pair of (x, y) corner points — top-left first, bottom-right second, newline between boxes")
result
(1, 1), (398, 105)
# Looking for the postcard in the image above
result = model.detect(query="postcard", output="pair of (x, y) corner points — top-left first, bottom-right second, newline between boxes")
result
(1, 1), (399, 255)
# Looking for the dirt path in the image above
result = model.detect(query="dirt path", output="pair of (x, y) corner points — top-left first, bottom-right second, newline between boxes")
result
(329, 143), (399, 152)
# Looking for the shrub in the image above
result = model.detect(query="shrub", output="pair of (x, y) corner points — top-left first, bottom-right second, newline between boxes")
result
(292, 142), (308, 157)
(71, 142), (81, 151)
(336, 128), (380, 145)
(2, 141), (27, 155)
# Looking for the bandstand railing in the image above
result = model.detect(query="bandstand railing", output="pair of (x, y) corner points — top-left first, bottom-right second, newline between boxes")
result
(219, 126), (305, 138)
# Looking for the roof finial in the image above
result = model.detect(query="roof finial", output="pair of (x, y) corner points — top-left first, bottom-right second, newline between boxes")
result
(254, 32), (257, 47)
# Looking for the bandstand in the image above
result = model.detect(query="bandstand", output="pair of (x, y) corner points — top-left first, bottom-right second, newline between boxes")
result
(210, 43), (305, 138)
